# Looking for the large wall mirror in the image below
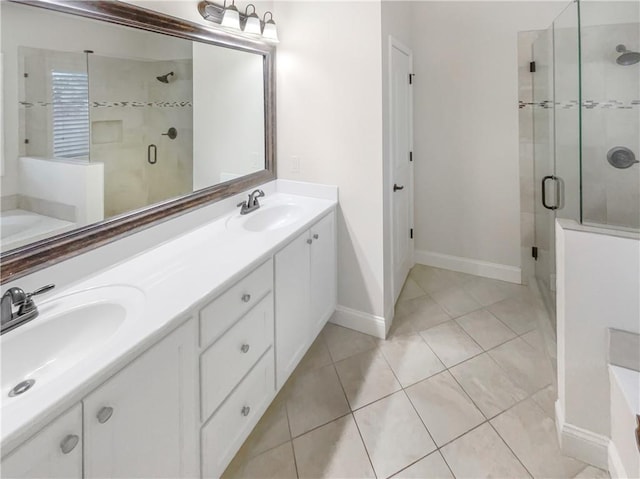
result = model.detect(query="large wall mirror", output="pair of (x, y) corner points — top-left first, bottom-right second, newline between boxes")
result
(0, 0), (275, 282)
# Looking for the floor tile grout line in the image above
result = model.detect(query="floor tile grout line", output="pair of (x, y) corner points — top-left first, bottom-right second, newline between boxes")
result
(329, 360), (379, 478)
(487, 420), (536, 479)
(282, 389), (301, 479)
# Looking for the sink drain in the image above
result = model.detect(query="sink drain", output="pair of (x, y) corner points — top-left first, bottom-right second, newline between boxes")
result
(9, 379), (35, 397)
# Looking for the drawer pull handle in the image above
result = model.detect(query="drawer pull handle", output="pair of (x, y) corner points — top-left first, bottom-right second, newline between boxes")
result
(313, 234), (319, 240)
(60, 434), (79, 454)
(240, 344), (250, 354)
(97, 406), (114, 424)
(241, 293), (251, 303)
(307, 239), (313, 245)
(241, 406), (251, 417)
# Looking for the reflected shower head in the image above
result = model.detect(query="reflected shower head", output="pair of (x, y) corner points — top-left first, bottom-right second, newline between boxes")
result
(615, 45), (640, 66)
(156, 71), (175, 83)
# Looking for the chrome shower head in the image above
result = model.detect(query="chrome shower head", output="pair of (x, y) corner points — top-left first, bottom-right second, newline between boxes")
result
(615, 45), (640, 66)
(156, 71), (175, 83)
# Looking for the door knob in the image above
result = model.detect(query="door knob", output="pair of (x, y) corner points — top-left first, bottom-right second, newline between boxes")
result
(313, 234), (319, 240)
(393, 184), (404, 192)
(241, 406), (251, 416)
(307, 239), (313, 244)
(240, 344), (250, 353)
(60, 434), (79, 454)
(241, 293), (251, 303)
(97, 406), (114, 424)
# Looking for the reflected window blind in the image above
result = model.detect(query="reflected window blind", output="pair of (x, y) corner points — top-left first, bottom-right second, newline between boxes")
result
(52, 70), (89, 159)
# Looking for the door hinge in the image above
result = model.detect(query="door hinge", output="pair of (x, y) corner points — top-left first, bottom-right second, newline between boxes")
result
(409, 151), (413, 162)
(23, 73), (29, 78)
(409, 73), (415, 85)
(410, 228), (414, 239)
(529, 61), (536, 73)
(532, 246), (538, 260)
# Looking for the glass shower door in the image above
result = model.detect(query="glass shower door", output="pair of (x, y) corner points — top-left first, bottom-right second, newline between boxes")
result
(532, 26), (556, 315)
(533, 1), (581, 326)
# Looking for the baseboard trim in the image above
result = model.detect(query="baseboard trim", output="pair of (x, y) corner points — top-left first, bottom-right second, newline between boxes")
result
(330, 305), (386, 339)
(608, 439), (627, 479)
(555, 400), (610, 469)
(414, 250), (522, 284)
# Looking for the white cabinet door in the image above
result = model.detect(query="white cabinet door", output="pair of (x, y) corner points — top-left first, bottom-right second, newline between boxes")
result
(1, 404), (82, 479)
(275, 231), (311, 388)
(310, 212), (337, 336)
(83, 319), (198, 479)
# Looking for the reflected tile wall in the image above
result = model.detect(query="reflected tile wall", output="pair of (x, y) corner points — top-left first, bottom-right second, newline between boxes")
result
(88, 55), (193, 218)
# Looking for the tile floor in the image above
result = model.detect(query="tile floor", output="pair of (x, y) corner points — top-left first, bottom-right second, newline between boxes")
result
(223, 265), (609, 479)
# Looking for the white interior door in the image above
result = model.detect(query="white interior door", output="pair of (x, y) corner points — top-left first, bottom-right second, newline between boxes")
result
(390, 38), (414, 303)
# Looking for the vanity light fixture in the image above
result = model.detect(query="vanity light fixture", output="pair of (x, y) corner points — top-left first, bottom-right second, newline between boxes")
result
(242, 5), (262, 36)
(261, 12), (279, 43)
(197, 1), (279, 43)
(220, 0), (241, 30)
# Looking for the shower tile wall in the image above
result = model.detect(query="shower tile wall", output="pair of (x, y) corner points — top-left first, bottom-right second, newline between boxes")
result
(89, 55), (193, 218)
(518, 31), (538, 284)
(580, 22), (640, 230)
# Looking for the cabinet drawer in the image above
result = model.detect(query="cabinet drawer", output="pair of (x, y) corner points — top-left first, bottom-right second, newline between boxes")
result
(200, 293), (274, 421)
(200, 258), (273, 348)
(201, 348), (275, 478)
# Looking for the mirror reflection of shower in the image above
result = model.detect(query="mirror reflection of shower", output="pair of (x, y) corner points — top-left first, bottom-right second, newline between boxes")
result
(615, 44), (640, 65)
(156, 71), (175, 83)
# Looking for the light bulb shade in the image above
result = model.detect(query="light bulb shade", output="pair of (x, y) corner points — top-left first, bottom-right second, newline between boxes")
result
(221, 5), (240, 30)
(262, 19), (279, 43)
(243, 14), (262, 36)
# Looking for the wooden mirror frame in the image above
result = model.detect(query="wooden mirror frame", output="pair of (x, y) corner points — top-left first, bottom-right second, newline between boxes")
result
(0, 0), (276, 283)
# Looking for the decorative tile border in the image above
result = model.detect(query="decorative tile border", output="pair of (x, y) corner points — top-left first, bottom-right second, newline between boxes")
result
(19, 100), (193, 108)
(519, 99), (639, 110)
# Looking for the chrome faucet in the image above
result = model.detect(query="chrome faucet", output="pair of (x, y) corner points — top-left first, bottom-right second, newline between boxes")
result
(1, 284), (55, 335)
(237, 189), (265, 215)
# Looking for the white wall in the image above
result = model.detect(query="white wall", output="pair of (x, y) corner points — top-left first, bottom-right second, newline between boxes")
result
(411, 2), (568, 282)
(273, 1), (386, 330)
(192, 43), (264, 188)
(556, 220), (640, 465)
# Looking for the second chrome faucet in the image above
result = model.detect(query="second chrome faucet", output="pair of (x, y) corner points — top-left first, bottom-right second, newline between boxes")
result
(237, 189), (265, 215)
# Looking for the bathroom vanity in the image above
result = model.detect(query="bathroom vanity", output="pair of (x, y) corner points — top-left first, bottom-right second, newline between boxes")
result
(0, 181), (338, 478)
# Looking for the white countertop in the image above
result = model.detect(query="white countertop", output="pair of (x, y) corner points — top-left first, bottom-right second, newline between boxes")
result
(0, 180), (337, 454)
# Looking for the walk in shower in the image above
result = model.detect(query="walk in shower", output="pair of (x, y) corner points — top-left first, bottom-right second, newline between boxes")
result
(525, 0), (639, 324)
(19, 46), (194, 219)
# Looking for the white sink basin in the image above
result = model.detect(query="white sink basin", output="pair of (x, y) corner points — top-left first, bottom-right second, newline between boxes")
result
(227, 203), (304, 232)
(1, 285), (145, 400)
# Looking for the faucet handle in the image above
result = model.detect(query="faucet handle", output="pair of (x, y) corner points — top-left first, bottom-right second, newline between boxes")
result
(26, 284), (55, 300)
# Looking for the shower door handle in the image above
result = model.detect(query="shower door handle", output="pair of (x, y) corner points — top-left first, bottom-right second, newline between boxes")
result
(541, 175), (559, 210)
(147, 144), (157, 165)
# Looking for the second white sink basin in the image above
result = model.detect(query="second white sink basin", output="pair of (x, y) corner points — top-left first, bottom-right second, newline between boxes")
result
(1, 285), (145, 400)
(227, 203), (304, 233)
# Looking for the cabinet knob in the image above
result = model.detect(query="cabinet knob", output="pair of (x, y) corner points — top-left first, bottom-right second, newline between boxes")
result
(241, 293), (251, 303)
(241, 406), (251, 417)
(306, 239), (313, 245)
(313, 234), (319, 240)
(97, 406), (114, 424)
(60, 434), (79, 454)
(240, 344), (250, 354)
